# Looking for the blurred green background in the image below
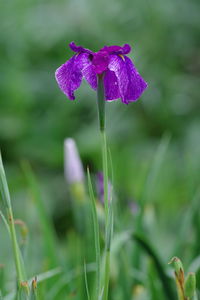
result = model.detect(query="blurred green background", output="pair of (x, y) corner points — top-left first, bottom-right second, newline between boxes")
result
(0, 0), (200, 298)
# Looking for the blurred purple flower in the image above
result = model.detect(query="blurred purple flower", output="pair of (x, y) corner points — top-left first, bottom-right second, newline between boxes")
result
(55, 42), (147, 104)
(96, 172), (112, 204)
(64, 138), (84, 184)
(129, 201), (140, 215)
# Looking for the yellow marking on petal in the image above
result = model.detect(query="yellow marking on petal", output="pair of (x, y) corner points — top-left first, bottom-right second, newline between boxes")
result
(118, 54), (125, 61)
(75, 52), (81, 57)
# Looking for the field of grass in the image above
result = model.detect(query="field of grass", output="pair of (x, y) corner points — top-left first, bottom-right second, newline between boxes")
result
(0, 0), (200, 299)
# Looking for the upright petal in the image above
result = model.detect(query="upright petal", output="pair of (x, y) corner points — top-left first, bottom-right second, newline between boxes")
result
(104, 70), (120, 101)
(121, 44), (131, 55)
(69, 41), (93, 55)
(100, 44), (131, 55)
(124, 56), (148, 102)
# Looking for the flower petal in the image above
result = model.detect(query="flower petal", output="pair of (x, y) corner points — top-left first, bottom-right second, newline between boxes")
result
(69, 41), (93, 55)
(55, 55), (82, 100)
(82, 62), (97, 90)
(124, 56), (148, 102)
(76, 52), (97, 89)
(100, 44), (131, 55)
(55, 53), (97, 99)
(108, 55), (129, 103)
(121, 44), (131, 55)
(108, 55), (147, 104)
(104, 70), (120, 101)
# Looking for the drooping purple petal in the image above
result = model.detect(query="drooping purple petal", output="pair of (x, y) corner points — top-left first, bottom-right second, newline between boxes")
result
(69, 41), (93, 55)
(82, 63), (97, 90)
(108, 54), (129, 103)
(77, 52), (97, 89)
(55, 55), (82, 100)
(108, 54), (147, 103)
(124, 56), (148, 102)
(55, 53), (97, 99)
(104, 70), (120, 101)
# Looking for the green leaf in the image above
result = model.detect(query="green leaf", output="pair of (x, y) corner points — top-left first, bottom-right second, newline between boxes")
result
(22, 161), (58, 268)
(184, 272), (196, 299)
(133, 232), (176, 300)
(84, 262), (91, 300)
(0, 151), (11, 209)
(87, 168), (101, 300)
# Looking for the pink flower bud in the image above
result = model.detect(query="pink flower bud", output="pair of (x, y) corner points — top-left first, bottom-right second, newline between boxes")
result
(64, 138), (84, 184)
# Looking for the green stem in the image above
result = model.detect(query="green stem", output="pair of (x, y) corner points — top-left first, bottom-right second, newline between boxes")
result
(97, 74), (105, 132)
(176, 278), (186, 300)
(101, 130), (110, 300)
(103, 250), (110, 300)
(101, 131), (109, 224)
(97, 75), (110, 300)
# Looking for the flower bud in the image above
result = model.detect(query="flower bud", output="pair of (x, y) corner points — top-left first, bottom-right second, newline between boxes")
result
(20, 281), (29, 296)
(30, 277), (37, 299)
(168, 257), (184, 283)
(184, 272), (196, 298)
(64, 138), (84, 184)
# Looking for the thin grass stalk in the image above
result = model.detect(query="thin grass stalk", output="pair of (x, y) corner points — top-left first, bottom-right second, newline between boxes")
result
(0, 210), (10, 234)
(133, 232), (176, 300)
(8, 208), (24, 283)
(87, 169), (101, 299)
(103, 251), (110, 300)
(84, 262), (91, 300)
(0, 152), (24, 287)
(22, 161), (58, 268)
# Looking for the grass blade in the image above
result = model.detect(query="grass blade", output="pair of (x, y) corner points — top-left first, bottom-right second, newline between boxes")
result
(141, 133), (171, 207)
(0, 210), (10, 235)
(84, 262), (91, 300)
(22, 161), (58, 268)
(87, 168), (101, 300)
(133, 232), (176, 300)
(46, 264), (95, 300)
(0, 152), (26, 285)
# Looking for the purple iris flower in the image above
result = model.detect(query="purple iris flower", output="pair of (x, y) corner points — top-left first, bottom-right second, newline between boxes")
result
(55, 42), (147, 104)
